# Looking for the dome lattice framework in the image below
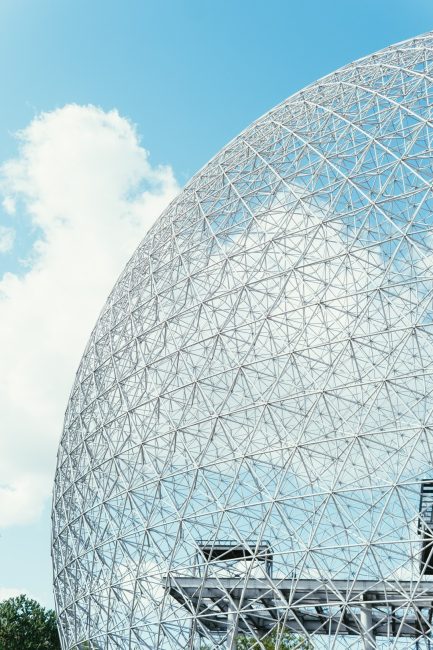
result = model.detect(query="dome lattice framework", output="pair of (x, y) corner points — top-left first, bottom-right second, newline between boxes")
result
(53, 32), (433, 650)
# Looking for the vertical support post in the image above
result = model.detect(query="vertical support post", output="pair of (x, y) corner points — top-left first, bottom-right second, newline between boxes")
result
(188, 621), (197, 649)
(360, 597), (375, 650)
(227, 609), (238, 650)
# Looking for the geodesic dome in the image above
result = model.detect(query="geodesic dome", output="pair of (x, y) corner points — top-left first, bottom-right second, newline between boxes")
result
(53, 31), (433, 650)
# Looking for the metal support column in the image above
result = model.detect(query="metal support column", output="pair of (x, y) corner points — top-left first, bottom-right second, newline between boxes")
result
(227, 609), (238, 650)
(360, 598), (375, 650)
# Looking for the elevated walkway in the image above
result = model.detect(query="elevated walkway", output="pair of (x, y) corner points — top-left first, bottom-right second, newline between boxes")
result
(167, 576), (433, 646)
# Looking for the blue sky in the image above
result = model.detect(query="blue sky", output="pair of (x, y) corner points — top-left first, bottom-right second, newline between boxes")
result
(1, 0), (433, 610)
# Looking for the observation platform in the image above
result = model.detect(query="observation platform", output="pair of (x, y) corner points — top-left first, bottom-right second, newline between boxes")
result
(194, 540), (273, 577)
(166, 486), (433, 648)
(166, 576), (433, 646)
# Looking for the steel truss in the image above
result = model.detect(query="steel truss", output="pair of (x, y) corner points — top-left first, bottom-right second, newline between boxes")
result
(168, 577), (433, 646)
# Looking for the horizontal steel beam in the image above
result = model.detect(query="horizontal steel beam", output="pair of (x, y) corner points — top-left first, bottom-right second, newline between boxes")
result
(165, 576), (433, 638)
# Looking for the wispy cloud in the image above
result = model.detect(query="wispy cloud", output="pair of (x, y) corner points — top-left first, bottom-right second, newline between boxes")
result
(0, 226), (14, 252)
(2, 197), (16, 216)
(0, 104), (179, 527)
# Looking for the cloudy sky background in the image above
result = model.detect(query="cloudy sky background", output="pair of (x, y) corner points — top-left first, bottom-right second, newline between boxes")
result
(1, 0), (433, 608)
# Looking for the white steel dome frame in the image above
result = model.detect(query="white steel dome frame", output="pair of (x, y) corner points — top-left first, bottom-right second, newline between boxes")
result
(53, 31), (433, 650)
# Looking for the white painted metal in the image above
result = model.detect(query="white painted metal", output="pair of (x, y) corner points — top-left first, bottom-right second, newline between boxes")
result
(53, 31), (433, 649)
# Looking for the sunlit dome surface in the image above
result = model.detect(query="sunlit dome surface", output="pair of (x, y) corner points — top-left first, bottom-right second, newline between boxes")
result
(53, 32), (433, 650)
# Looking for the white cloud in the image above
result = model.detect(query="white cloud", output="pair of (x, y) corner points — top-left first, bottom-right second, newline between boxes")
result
(0, 587), (27, 602)
(2, 196), (15, 215)
(0, 226), (15, 252)
(0, 585), (56, 610)
(0, 586), (52, 608)
(0, 587), (31, 601)
(0, 104), (180, 528)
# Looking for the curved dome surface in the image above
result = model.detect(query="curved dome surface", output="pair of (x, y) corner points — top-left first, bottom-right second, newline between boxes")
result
(53, 32), (433, 649)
